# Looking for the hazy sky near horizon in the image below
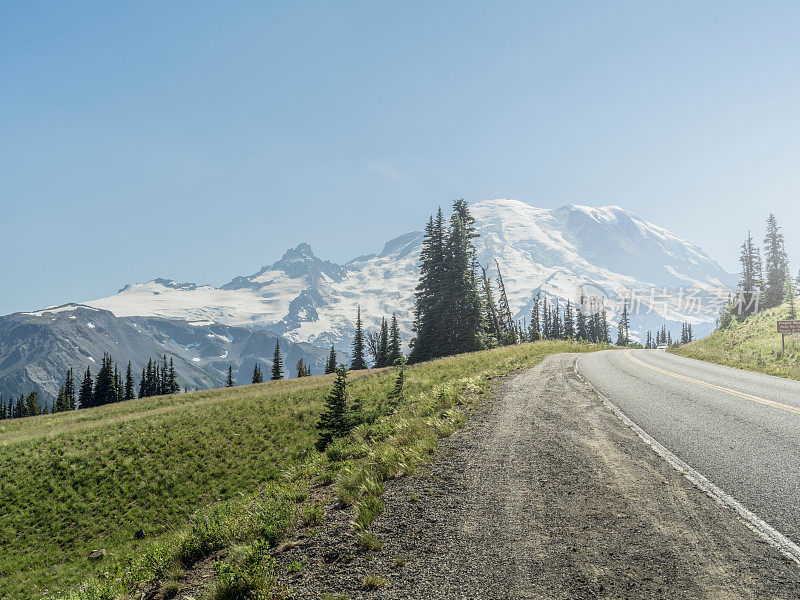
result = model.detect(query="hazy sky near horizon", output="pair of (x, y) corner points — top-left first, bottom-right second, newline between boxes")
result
(2, 1), (799, 315)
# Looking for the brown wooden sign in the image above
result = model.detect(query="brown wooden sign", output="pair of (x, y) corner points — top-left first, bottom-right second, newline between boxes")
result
(777, 320), (800, 334)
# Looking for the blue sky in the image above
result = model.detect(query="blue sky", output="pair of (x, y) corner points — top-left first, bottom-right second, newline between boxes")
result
(2, 1), (799, 315)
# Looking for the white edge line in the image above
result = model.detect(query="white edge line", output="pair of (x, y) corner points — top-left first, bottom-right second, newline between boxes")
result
(574, 354), (800, 567)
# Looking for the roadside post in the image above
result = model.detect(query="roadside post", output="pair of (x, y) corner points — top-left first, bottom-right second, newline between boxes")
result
(777, 320), (800, 351)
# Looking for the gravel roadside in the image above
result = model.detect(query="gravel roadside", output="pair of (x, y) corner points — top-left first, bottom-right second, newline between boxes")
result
(276, 352), (800, 599)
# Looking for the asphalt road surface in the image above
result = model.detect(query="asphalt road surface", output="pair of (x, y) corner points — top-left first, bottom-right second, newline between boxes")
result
(578, 349), (800, 545)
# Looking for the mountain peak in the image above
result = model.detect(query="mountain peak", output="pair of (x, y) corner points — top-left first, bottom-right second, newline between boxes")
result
(278, 242), (316, 262)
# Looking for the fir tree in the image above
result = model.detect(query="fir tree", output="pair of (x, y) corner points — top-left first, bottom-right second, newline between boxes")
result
(350, 306), (368, 370)
(481, 267), (502, 347)
(271, 339), (284, 380)
(25, 392), (42, 416)
(92, 353), (116, 407)
(54, 387), (68, 413)
(252, 362), (263, 384)
(325, 345), (337, 375)
(64, 367), (76, 410)
(563, 300), (575, 339)
(440, 214), (484, 354)
(387, 358), (406, 406)
(495, 260), (515, 345)
(786, 269), (797, 320)
(600, 308), (610, 344)
(124, 362), (135, 400)
(316, 365), (350, 450)
(227, 365), (234, 387)
(79, 366), (93, 409)
(296, 359), (311, 377)
(529, 293), (541, 341)
(550, 300), (562, 340)
(409, 210), (446, 363)
(376, 317), (390, 368)
(763, 214), (788, 309)
(616, 301), (630, 346)
(388, 314), (402, 365)
(737, 231), (764, 317)
(576, 295), (588, 341)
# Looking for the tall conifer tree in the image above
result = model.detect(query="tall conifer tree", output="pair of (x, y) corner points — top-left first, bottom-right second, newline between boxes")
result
(350, 306), (367, 370)
(388, 314), (402, 365)
(79, 366), (93, 408)
(325, 345), (337, 374)
(763, 214), (788, 309)
(271, 339), (284, 380)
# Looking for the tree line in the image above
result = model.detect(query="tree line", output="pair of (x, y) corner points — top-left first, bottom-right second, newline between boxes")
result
(0, 354), (183, 419)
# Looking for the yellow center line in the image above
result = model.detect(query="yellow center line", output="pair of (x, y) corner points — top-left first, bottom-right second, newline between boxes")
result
(624, 350), (800, 418)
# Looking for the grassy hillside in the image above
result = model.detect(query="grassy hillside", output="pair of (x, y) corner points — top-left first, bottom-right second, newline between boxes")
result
(0, 340), (598, 599)
(671, 299), (800, 380)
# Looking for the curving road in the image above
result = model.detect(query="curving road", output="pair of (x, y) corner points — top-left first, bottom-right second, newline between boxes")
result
(578, 349), (800, 546)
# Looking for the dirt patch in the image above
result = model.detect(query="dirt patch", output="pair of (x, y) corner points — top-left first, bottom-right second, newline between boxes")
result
(275, 353), (800, 599)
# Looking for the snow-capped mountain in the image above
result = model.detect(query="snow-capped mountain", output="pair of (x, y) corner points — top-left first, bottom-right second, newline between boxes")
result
(84, 199), (736, 349)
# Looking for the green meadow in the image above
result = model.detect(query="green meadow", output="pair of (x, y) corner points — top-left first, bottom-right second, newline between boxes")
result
(0, 340), (597, 599)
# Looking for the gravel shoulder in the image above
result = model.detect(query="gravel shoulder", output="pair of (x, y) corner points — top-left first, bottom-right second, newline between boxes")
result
(277, 353), (800, 599)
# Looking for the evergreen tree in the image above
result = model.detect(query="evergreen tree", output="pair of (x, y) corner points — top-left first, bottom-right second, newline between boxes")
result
(687, 324), (693, 342)
(79, 366), (93, 408)
(139, 367), (147, 399)
(376, 318), (390, 368)
(325, 345), (337, 375)
(227, 365), (234, 387)
(54, 387), (68, 413)
(114, 363), (123, 403)
(481, 267), (502, 347)
(124, 362), (135, 400)
(25, 392), (42, 416)
(440, 214), (484, 354)
(296, 359), (311, 377)
(316, 365), (351, 450)
(550, 300), (562, 339)
(763, 214), (788, 309)
(495, 260), (515, 345)
(786, 269), (797, 320)
(92, 353), (116, 407)
(387, 358), (406, 406)
(271, 339), (284, 380)
(167, 358), (179, 393)
(350, 306), (368, 370)
(64, 367), (76, 410)
(542, 298), (551, 340)
(252, 363), (263, 384)
(388, 314), (402, 365)
(615, 301), (630, 346)
(737, 231), (764, 317)
(409, 211), (446, 363)
(600, 308), (610, 344)
(563, 300), (575, 339)
(529, 293), (541, 341)
(576, 296), (588, 341)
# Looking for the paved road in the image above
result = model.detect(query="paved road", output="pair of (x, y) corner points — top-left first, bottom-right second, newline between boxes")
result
(578, 349), (800, 545)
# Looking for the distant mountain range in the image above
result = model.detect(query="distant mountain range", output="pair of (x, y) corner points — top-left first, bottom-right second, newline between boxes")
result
(1, 199), (736, 403)
(0, 304), (332, 403)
